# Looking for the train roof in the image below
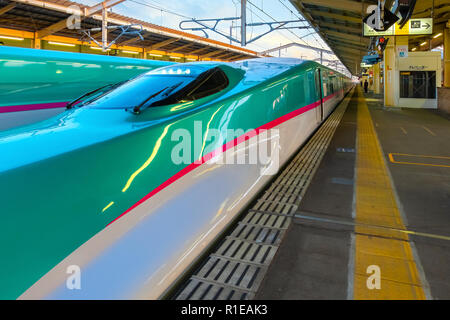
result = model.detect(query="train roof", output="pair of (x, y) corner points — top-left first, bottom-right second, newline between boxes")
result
(167, 57), (349, 83)
(0, 46), (173, 67)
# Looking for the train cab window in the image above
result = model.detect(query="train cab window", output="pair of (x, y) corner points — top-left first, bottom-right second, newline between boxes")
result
(183, 67), (229, 101)
(86, 65), (229, 110)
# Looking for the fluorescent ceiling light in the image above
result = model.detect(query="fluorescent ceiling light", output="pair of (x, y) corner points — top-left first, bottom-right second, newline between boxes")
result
(90, 46), (110, 51)
(170, 56), (182, 59)
(149, 53), (163, 57)
(48, 41), (75, 47)
(433, 33), (443, 39)
(0, 35), (24, 41)
(420, 41), (427, 46)
(122, 50), (138, 54)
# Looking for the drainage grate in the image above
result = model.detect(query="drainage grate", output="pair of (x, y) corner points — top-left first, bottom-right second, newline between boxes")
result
(174, 91), (353, 300)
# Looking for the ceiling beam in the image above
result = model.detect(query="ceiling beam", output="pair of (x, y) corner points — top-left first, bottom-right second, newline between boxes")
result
(0, 3), (16, 16)
(298, 0), (371, 13)
(36, 0), (126, 39)
(171, 43), (193, 53)
(37, 19), (71, 39)
(228, 55), (246, 61)
(337, 54), (363, 62)
(85, 0), (126, 16)
(200, 50), (224, 58)
(319, 22), (362, 34)
(327, 37), (368, 50)
(309, 10), (361, 24)
(323, 29), (369, 44)
(212, 51), (234, 59)
(188, 47), (209, 55)
(327, 43), (367, 57)
(146, 37), (181, 50)
(119, 35), (143, 46)
(333, 46), (366, 55)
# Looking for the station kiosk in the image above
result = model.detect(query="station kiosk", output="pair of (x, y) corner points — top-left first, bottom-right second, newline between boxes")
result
(387, 51), (442, 109)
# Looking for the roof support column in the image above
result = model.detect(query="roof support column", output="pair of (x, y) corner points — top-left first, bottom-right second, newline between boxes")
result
(102, 3), (108, 52)
(444, 24), (450, 88)
(33, 32), (41, 49)
(373, 62), (381, 95)
(384, 36), (408, 107)
(241, 0), (246, 46)
(140, 48), (147, 59)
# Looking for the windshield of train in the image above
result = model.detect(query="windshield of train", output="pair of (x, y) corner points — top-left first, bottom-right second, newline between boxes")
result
(86, 65), (210, 110)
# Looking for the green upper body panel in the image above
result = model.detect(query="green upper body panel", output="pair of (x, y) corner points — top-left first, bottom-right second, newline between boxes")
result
(0, 46), (172, 107)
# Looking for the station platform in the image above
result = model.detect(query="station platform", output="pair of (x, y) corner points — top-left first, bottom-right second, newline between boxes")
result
(172, 86), (449, 300)
(255, 87), (450, 300)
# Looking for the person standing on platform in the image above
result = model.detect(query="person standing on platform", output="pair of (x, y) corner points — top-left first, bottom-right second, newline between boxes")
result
(364, 79), (369, 93)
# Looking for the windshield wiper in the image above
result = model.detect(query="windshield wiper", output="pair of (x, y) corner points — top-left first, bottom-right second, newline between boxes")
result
(133, 82), (186, 114)
(66, 81), (125, 110)
(132, 82), (184, 114)
(132, 87), (169, 114)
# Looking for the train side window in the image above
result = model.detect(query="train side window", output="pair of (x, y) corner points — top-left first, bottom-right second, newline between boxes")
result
(298, 74), (307, 106)
(315, 69), (322, 100)
(308, 70), (316, 101)
(185, 67), (229, 101)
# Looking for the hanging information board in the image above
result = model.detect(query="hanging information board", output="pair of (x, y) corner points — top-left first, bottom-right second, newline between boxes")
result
(363, 18), (433, 36)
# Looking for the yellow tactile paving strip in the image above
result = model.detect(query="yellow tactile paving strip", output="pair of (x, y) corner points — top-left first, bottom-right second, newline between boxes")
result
(353, 87), (427, 300)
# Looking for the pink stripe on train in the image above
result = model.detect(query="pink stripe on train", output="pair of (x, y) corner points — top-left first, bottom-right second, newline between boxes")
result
(0, 102), (69, 114)
(108, 89), (345, 225)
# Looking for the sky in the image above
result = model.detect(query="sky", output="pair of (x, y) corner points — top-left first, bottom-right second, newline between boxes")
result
(77, 0), (348, 73)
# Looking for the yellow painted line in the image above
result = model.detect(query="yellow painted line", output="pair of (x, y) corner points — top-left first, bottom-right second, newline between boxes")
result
(354, 87), (427, 300)
(389, 153), (450, 168)
(400, 127), (407, 135)
(422, 126), (436, 136)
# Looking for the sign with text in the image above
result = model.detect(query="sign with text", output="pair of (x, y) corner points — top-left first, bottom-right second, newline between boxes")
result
(363, 18), (433, 36)
(397, 45), (408, 58)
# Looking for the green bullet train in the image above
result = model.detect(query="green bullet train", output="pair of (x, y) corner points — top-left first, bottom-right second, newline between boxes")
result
(0, 57), (352, 299)
(0, 46), (172, 130)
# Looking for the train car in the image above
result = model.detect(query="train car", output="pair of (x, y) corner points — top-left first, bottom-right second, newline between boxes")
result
(0, 46), (173, 130)
(0, 58), (352, 299)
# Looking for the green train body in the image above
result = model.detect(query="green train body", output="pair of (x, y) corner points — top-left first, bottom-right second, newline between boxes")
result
(0, 58), (352, 299)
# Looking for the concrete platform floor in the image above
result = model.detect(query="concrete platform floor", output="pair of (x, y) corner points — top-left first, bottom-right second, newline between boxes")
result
(256, 87), (450, 300)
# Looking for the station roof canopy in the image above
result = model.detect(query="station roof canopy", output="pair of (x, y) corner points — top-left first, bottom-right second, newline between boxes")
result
(289, 0), (450, 76)
(289, 0), (385, 76)
(0, 0), (258, 61)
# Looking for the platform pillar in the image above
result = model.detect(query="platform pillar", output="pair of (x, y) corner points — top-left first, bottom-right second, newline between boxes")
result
(373, 62), (381, 94)
(33, 32), (41, 49)
(141, 48), (147, 59)
(384, 37), (396, 106)
(444, 24), (450, 88)
(384, 36), (408, 107)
